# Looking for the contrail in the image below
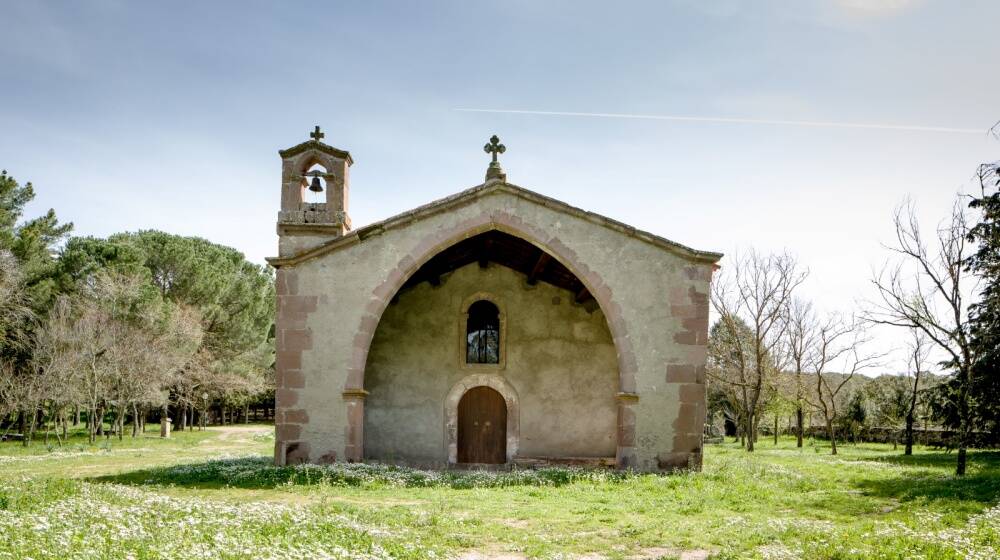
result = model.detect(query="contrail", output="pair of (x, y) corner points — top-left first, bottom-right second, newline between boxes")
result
(454, 108), (984, 134)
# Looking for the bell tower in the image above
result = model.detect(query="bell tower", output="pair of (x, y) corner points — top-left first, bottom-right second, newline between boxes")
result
(277, 126), (353, 257)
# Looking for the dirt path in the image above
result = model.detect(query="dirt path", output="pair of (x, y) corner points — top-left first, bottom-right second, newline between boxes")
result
(196, 425), (272, 452)
(204, 425), (272, 440)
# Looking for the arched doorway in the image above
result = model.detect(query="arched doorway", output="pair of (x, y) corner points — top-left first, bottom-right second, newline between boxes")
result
(457, 386), (507, 464)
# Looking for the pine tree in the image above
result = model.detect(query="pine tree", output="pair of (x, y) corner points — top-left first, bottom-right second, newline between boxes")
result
(966, 159), (1000, 437)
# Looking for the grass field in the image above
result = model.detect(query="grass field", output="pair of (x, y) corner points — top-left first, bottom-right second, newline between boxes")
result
(1, 425), (998, 559)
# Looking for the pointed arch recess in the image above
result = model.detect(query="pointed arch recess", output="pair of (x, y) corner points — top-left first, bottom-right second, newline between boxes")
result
(343, 209), (638, 465)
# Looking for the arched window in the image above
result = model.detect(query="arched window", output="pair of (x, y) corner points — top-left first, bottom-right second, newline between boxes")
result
(466, 300), (500, 364)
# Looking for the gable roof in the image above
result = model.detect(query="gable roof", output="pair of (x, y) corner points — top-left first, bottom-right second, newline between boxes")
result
(267, 181), (723, 268)
(278, 140), (354, 164)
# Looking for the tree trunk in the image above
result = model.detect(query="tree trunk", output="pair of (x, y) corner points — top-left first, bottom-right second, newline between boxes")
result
(904, 413), (914, 456)
(116, 408), (124, 441)
(89, 406), (98, 444)
(24, 409), (37, 446)
(160, 404), (169, 439)
(96, 406), (105, 437)
(745, 414), (755, 452)
(773, 414), (779, 445)
(827, 419), (838, 455)
(43, 409), (50, 446)
(956, 365), (972, 476)
(795, 407), (804, 448)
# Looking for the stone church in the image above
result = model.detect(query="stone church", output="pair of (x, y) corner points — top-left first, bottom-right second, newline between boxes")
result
(267, 128), (721, 472)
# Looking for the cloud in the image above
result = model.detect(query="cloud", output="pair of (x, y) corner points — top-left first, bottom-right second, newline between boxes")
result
(834, 0), (918, 18)
(453, 108), (983, 135)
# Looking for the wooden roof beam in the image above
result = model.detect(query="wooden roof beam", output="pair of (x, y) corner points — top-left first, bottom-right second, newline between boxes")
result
(526, 252), (551, 285)
(479, 238), (492, 269)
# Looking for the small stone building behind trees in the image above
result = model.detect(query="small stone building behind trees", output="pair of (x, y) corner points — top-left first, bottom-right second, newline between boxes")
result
(267, 129), (721, 471)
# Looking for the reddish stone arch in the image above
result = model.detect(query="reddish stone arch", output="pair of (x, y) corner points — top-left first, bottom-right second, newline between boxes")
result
(343, 209), (640, 467)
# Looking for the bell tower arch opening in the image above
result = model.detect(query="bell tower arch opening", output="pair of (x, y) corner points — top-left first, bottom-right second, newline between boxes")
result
(303, 162), (328, 204)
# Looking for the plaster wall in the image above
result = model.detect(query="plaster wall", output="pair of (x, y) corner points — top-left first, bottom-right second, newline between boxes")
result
(274, 187), (713, 471)
(363, 264), (618, 465)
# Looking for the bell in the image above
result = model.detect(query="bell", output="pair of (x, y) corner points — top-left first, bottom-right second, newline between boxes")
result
(308, 175), (323, 193)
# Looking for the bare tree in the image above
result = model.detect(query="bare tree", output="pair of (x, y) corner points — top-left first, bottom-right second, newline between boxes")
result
(784, 297), (815, 448)
(0, 250), (33, 437)
(867, 199), (978, 475)
(710, 250), (807, 451)
(34, 272), (176, 443)
(902, 328), (931, 456)
(802, 315), (882, 455)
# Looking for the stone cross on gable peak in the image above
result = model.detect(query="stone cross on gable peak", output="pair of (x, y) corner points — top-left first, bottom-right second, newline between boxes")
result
(483, 134), (507, 182)
(310, 125), (325, 142)
(484, 135), (505, 162)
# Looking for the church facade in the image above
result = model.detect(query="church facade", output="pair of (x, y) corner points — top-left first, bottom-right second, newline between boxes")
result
(267, 129), (721, 472)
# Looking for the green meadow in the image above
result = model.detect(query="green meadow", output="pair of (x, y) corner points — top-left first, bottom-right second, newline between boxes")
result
(1, 426), (997, 559)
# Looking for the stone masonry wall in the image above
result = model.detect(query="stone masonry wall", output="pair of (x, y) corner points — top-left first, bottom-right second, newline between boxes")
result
(273, 187), (714, 471)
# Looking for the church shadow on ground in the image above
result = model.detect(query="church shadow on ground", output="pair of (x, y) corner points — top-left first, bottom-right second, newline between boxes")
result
(850, 450), (1000, 506)
(89, 455), (634, 490)
(90, 457), (278, 490)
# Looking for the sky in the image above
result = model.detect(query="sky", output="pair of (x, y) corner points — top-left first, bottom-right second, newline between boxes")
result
(1, 0), (998, 374)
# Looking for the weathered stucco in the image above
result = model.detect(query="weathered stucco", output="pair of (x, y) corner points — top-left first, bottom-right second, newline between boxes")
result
(364, 264), (618, 466)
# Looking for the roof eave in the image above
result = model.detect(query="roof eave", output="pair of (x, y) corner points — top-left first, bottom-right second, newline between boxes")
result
(267, 181), (723, 268)
(278, 140), (354, 165)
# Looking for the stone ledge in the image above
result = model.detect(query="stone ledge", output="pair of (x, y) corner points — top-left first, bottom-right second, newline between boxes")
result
(514, 456), (616, 469)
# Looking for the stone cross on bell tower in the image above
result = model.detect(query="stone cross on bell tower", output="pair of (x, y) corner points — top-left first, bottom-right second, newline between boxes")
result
(276, 126), (354, 257)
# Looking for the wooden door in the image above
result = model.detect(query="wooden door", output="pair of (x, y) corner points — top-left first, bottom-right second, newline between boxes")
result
(457, 386), (507, 464)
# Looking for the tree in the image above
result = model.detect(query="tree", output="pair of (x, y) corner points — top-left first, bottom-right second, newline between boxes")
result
(801, 315), (880, 455)
(32, 270), (207, 443)
(966, 156), (1000, 438)
(862, 374), (910, 448)
(761, 384), (797, 446)
(0, 170), (71, 437)
(0, 170), (73, 309)
(903, 329), (931, 455)
(868, 199), (978, 475)
(709, 251), (806, 451)
(708, 318), (760, 448)
(0, 252), (34, 437)
(51, 231), (275, 431)
(112, 231), (274, 425)
(784, 297), (814, 448)
(0, 250), (32, 353)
